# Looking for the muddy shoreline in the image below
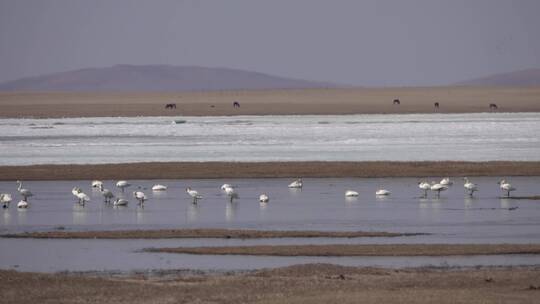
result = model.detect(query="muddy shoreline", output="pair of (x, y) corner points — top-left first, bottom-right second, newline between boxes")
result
(2, 264), (539, 303)
(2, 161), (540, 180)
(148, 244), (540, 257)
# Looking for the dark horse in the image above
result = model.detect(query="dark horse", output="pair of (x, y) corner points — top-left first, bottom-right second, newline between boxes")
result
(489, 103), (498, 110)
(434, 102), (440, 109)
(165, 103), (177, 109)
(233, 101), (240, 108)
(393, 99), (400, 105)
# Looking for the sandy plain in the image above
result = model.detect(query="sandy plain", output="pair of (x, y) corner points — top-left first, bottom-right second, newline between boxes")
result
(1, 86), (539, 118)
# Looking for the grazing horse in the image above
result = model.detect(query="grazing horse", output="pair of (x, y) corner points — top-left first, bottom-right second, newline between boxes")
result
(393, 99), (400, 105)
(434, 102), (440, 109)
(489, 103), (498, 110)
(165, 103), (176, 109)
(233, 101), (240, 108)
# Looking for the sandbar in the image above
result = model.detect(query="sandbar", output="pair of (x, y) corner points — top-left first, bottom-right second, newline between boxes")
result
(148, 243), (540, 257)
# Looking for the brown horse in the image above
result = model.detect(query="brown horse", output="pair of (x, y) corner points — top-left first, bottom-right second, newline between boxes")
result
(393, 99), (400, 105)
(165, 103), (176, 109)
(489, 103), (498, 110)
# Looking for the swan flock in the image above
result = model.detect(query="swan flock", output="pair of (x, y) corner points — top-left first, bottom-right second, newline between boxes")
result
(0, 177), (524, 210)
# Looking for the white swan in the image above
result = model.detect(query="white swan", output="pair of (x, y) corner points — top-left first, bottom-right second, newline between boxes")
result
(288, 178), (303, 188)
(71, 187), (82, 197)
(16, 181), (33, 201)
(418, 181), (431, 198)
(440, 177), (453, 186)
(223, 185), (238, 202)
(99, 184), (114, 203)
(113, 198), (128, 206)
(17, 200), (28, 209)
(91, 180), (103, 188)
(498, 179), (516, 197)
(430, 181), (448, 198)
(77, 192), (90, 205)
(221, 184), (232, 190)
(259, 193), (269, 203)
(116, 180), (131, 192)
(133, 190), (147, 205)
(1, 193), (12, 209)
(375, 189), (391, 196)
(345, 190), (359, 197)
(463, 177), (478, 197)
(151, 184), (167, 191)
(186, 187), (202, 203)
(74, 189), (90, 205)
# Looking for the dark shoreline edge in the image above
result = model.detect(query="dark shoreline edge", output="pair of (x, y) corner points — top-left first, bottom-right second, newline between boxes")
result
(146, 243), (540, 257)
(1, 229), (422, 239)
(2, 161), (540, 180)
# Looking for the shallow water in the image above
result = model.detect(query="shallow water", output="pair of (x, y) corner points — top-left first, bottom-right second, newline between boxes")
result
(1, 113), (540, 165)
(3, 238), (540, 273)
(1, 177), (540, 272)
(2, 177), (540, 237)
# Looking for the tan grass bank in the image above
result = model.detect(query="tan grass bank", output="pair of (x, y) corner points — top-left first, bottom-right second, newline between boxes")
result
(1, 161), (540, 180)
(1, 86), (539, 118)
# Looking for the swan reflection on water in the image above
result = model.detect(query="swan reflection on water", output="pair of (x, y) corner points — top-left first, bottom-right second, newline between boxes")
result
(418, 200), (430, 219)
(430, 199), (443, 208)
(151, 189), (168, 199)
(258, 202), (268, 220)
(3, 209), (11, 225)
(499, 198), (515, 211)
(464, 196), (478, 207)
(16, 207), (28, 226)
(288, 187), (302, 196)
(375, 195), (390, 202)
(187, 203), (199, 222)
(136, 206), (146, 225)
(418, 199), (430, 210)
(225, 202), (237, 222)
(345, 196), (359, 205)
(72, 204), (87, 225)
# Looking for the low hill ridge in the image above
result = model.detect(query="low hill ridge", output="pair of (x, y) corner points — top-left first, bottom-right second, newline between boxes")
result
(455, 68), (540, 86)
(0, 64), (337, 92)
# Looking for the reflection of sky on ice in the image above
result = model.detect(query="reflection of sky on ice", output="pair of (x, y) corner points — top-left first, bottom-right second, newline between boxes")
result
(1, 113), (539, 165)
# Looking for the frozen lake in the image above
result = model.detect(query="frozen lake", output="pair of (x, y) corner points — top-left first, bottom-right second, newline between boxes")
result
(1, 113), (540, 165)
(1, 177), (540, 272)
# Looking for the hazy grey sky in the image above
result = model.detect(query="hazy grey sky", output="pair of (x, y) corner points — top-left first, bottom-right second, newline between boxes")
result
(1, 0), (539, 86)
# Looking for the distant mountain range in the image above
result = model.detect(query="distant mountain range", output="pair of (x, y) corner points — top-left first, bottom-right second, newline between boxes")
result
(1, 65), (539, 92)
(455, 68), (540, 86)
(0, 65), (337, 92)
